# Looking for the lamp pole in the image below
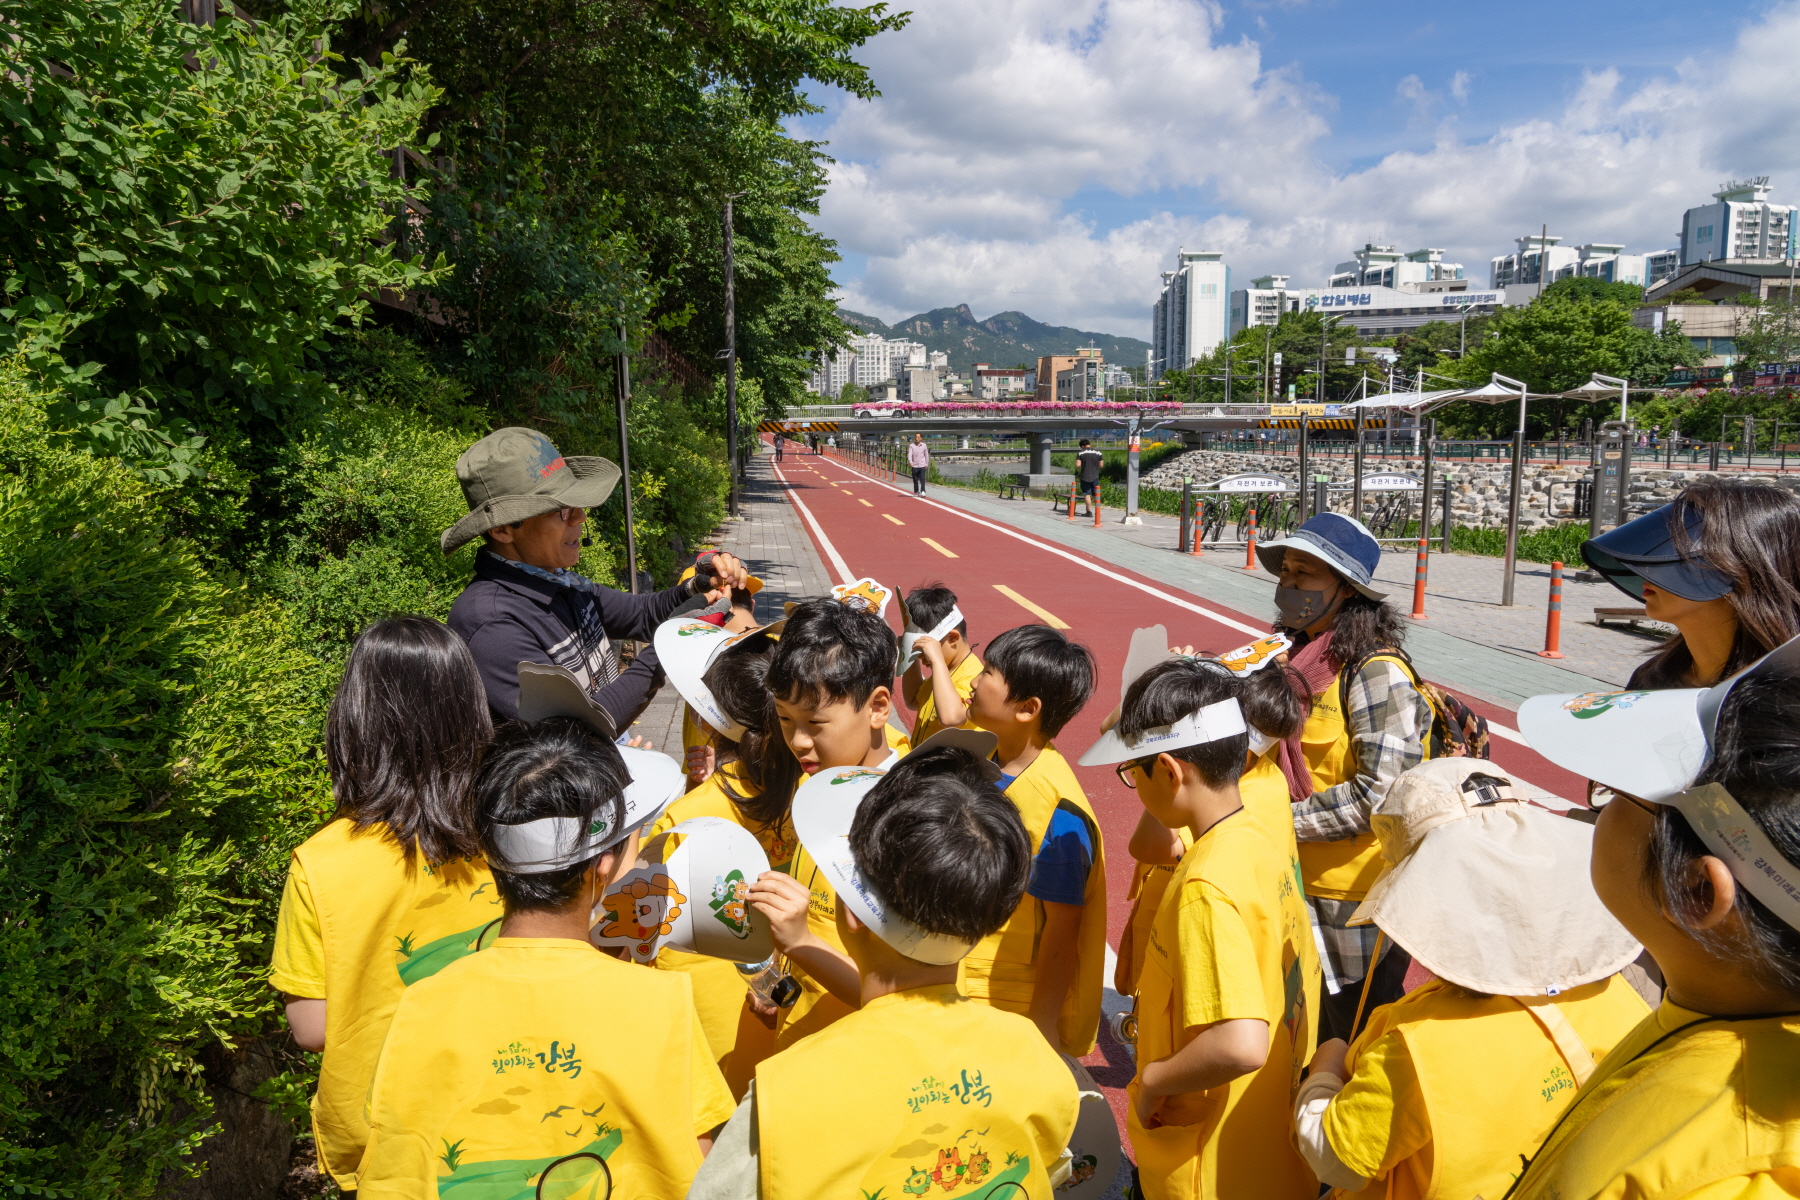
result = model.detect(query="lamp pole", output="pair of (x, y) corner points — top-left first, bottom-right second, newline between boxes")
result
(722, 193), (744, 516)
(1496, 372), (1531, 606)
(1592, 372), (1630, 423)
(615, 323), (640, 592)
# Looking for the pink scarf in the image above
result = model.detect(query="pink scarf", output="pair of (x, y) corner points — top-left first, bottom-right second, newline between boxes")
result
(1277, 631), (1337, 802)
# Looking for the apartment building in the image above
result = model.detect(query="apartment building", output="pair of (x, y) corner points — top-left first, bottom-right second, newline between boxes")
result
(1680, 178), (1797, 266)
(1150, 250), (1228, 378)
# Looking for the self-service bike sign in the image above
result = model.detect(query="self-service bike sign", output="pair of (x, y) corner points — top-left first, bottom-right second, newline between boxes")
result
(1212, 472), (1296, 493)
(1359, 472), (1423, 492)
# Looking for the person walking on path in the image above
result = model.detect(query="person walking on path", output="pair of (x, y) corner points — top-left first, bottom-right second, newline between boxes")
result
(907, 432), (931, 494)
(442, 427), (748, 727)
(1076, 439), (1104, 516)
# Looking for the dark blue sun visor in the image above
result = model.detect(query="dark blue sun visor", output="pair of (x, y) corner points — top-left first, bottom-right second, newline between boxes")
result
(1580, 503), (1733, 602)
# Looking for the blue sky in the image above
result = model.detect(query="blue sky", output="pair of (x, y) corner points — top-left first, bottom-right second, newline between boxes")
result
(799, 0), (1800, 335)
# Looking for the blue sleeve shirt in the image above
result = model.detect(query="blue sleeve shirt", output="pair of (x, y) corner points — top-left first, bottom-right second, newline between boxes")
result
(1027, 806), (1094, 907)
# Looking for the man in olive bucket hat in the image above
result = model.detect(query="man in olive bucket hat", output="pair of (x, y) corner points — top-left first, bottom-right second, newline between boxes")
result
(445, 427), (749, 728)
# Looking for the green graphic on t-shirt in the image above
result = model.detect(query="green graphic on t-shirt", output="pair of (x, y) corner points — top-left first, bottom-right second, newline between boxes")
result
(436, 1130), (623, 1200)
(396, 921), (492, 986)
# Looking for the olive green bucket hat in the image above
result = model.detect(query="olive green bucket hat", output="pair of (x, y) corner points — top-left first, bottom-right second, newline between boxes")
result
(440, 427), (621, 555)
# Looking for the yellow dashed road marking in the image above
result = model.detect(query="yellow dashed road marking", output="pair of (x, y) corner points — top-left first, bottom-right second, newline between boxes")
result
(922, 538), (959, 558)
(883, 514), (905, 525)
(993, 584), (1069, 629)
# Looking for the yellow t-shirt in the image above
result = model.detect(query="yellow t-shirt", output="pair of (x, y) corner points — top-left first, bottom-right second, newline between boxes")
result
(911, 651), (984, 744)
(1514, 1000), (1800, 1200)
(645, 764), (792, 1098)
(1323, 975), (1649, 1200)
(359, 937), (735, 1200)
(270, 820), (501, 1190)
(1129, 807), (1319, 1200)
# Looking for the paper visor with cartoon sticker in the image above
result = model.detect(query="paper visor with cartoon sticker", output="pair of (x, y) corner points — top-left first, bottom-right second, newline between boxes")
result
(486, 745), (683, 875)
(1214, 632), (1294, 676)
(784, 577), (895, 621)
(895, 592), (966, 676)
(655, 816), (777, 963)
(1054, 1057), (1122, 1198)
(1518, 631), (1800, 933)
(788, 728), (1002, 966)
(651, 617), (785, 740)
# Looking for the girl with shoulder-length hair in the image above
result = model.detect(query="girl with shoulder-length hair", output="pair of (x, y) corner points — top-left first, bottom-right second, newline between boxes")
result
(270, 615), (498, 1194)
(1583, 478), (1800, 689)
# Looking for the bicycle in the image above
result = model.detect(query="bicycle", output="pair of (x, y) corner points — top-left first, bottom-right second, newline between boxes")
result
(1366, 492), (1414, 540)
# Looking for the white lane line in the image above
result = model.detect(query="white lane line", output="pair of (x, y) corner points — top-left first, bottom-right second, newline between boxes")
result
(771, 461), (852, 584)
(824, 460), (1537, 747)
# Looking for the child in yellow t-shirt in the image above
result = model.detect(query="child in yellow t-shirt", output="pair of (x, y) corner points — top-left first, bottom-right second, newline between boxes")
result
(743, 594), (905, 1049)
(1506, 638), (1800, 1200)
(1291, 759), (1647, 1200)
(1081, 657), (1320, 1200)
(358, 716), (733, 1199)
(900, 583), (983, 743)
(268, 617), (499, 1193)
(966, 623), (1108, 1056)
(694, 744), (1081, 1198)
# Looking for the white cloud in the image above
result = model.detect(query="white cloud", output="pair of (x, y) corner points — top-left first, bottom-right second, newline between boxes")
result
(812, 0), (1800, 337)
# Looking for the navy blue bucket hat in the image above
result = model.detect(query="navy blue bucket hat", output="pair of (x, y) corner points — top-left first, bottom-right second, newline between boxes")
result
(1256, 512), (1389, 600)
(1581, 503), (1733, 603)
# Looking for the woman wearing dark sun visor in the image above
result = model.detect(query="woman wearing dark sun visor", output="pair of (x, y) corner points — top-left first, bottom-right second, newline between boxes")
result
(1581, 480), (1800, 690)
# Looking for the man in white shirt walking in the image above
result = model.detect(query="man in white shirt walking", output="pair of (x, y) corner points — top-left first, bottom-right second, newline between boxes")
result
(907, 432), (930, 494)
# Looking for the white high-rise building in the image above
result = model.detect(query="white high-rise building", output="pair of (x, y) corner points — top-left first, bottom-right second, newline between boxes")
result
(808, 348), (854, 398)
(807, 333), (931, 396)
(1151, 250), (1228, 379)
(1329, 245), (1466, 291)
(1680, 178), (1797, 265)
(1490, 234), (1580, 290)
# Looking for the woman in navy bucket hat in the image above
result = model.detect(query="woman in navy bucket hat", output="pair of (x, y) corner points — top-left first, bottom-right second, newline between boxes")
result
(1250, 512), (1430, 1041)
(1582, 479), (1800, 689)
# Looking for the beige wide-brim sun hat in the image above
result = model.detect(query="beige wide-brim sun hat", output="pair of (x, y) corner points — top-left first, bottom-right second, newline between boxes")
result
(441, 426), (621, 554)
(1349, 758), (1641, 997)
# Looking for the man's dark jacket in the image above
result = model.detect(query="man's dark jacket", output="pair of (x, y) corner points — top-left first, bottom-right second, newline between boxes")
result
(448, 553), (703, 727)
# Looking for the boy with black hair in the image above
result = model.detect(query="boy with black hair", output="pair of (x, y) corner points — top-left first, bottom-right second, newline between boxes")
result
(965, 624), (1109, 1056)
(900, 583), (983, 743)
(748, 596), (901, 1049)
(1081, 659), (1318, 1200)
(357, 717), (731, 1199)
(696, 748), (1081, 1199)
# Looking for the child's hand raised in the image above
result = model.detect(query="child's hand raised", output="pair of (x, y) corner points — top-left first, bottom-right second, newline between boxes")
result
(915, 635), (946, 669)
(748, 872), (815, 954)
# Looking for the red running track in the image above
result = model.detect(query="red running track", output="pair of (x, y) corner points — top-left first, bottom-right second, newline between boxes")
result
(765, 444), (1593, 1142)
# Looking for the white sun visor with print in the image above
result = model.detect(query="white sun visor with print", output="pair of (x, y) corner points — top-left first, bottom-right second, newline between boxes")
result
(895, 593), (967, 676)
(786, 728), (1003, 966)
(486, 747), (680, 876)
(591, 816), (775, 965)
(1078, 699), (1248, 766)
(1519, 632), (1800, 933)
(652, 617), (784, 740)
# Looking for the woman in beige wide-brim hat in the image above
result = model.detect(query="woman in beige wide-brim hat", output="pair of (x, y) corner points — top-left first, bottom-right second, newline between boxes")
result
(443, 426), (749, 726)
(1290, 758), (1649, 1200)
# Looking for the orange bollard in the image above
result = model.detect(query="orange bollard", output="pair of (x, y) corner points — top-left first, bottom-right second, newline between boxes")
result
(1409, 536), (1430, 620)
(1539, 561), (1566, 658)
(1242, 506), (1259, 570)
(1067, 483), (1076, 520)
(1093, 497), (1102, 528)
(1190, 497), (1204, 556)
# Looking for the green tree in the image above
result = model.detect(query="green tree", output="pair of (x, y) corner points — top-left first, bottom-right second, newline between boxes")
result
(0, 0), (442, 478)
(1732, 296), (1800, 367)
(1541, 276), (1646, 307)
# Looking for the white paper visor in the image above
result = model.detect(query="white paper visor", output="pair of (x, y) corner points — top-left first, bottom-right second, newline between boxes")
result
(897, 605), (966, 674)
(789, 767), (979, 966)
(1078, 698), (1248, 766)
(487, 816), (617, 874)
(1672, 783), (1800, 934)
(652, 618), (745, 740)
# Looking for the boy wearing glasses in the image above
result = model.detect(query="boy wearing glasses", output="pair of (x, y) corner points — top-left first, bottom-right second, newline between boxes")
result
(965, 625), (1108, 1057)
(1080, 656), (1320, 1200)
(442, 427), (750, 725)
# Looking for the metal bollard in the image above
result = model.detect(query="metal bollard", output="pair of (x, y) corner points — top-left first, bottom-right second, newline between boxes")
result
(1540, 562), (1566, 658)
(1190, 496), (1204, 556)
(1242, 505), (1258, 570)
(1409, 536), (1429, 620)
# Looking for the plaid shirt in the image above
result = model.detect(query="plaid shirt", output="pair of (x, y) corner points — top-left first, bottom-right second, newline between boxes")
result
(1293, 657), (1431, 987)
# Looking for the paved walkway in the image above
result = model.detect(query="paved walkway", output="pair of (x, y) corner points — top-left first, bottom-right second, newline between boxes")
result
(627, 464), (836, 750)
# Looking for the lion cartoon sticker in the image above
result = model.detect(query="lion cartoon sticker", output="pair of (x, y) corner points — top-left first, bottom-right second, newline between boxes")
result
(1215, 633), (1293, 676)
(597, 870), (687, 963)
(830, 577), (894, 618)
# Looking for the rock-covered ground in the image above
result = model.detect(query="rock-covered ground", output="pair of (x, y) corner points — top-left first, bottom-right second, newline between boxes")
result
(1139, 448), (1800, 529)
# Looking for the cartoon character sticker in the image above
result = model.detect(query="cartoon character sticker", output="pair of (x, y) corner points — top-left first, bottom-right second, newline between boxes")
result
(1215, 633), (1294, 676)
(709, 869), (752, 938)
(831, 577), (894, 617)
(1058, 1155), (1097, 1191)
(596, 869), (688, 963)
(1563, 690), (1651, 719)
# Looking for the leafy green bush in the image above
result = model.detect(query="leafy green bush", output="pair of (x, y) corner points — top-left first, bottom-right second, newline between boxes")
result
(1446, 521), (1591, 565)
(0, 359), (332, 1194)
